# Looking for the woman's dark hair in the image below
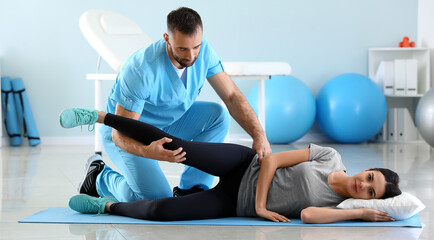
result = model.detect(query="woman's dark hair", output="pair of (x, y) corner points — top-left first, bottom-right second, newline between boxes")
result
(370, 168), (401, 199)
(167, 7), (203, 35)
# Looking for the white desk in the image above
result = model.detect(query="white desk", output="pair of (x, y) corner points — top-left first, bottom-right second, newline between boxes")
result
(87, 62), (291, 154)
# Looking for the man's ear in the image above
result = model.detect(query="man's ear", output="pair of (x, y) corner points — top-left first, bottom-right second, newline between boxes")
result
(163, 33), (169, 43)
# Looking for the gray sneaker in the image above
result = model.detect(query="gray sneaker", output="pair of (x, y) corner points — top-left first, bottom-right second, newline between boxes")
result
(78, 154), (105, 197)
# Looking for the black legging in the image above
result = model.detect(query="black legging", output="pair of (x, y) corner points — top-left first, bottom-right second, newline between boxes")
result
(104, 113), (256, 221)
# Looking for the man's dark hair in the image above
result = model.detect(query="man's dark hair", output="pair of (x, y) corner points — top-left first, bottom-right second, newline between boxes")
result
(167, 7), (203, 35)
(370, 168), (401, 199)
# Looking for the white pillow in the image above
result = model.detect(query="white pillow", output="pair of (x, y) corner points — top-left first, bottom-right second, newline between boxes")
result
(336, 192), (425, 220)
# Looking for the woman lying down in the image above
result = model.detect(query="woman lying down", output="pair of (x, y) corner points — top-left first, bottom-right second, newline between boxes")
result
(60, 108), (401, 223)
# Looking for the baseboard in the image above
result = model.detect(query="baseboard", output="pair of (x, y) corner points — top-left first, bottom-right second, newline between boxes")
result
(42, 136), (95, 145)
(0, 134), (425, 146)
(0, 136), (94, 146)
(225, 132), (330, 144)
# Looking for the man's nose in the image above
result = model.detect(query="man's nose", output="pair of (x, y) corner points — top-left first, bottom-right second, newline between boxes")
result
(186, 50), (194, 60)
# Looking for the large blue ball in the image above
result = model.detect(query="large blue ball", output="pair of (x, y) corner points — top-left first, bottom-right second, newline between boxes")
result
(247, 76), (316, 144)
(316, 73), (387, 143)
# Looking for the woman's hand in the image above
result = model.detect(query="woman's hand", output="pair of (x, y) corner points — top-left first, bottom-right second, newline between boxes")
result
(256, 208), (290, 223)
(359, 208), (395, 222)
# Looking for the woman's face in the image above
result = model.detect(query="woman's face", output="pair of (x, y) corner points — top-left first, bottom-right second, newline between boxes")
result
(348, 170), (387, 199)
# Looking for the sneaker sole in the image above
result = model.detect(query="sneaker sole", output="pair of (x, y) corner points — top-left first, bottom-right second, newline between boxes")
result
(77, 154), (103, 194)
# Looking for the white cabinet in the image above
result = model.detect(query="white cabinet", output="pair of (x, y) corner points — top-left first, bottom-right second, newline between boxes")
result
(368, 48), (431, 96)
(368, 48), (431, 142)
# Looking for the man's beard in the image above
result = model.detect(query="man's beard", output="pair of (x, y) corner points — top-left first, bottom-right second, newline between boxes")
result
(169, 44), (197, 68)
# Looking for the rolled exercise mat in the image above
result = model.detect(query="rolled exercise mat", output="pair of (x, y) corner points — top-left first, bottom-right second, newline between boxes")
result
(1, 77), (22, 146)
(11, 78), (40, 146)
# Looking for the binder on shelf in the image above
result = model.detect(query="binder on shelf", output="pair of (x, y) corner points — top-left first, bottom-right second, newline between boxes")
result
(397, 108), (419, 141)
(405, 59), (418, 95)
(375, 122), (387, 142)
(393, 59), (407, 96)
(387, 108), (398, 141)
(375, 61), (395, 95)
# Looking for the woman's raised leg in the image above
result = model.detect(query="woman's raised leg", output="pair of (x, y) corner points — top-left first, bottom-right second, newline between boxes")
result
(102, 112), (256, 177)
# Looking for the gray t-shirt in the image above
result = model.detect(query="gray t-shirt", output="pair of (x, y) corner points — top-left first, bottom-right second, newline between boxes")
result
(236, 144), (346, 218)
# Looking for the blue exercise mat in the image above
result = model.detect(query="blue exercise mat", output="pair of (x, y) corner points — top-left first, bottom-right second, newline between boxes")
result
(11, 78), (40, 146)
(19, 207), (422, 227)
(1, 77), (22, 146)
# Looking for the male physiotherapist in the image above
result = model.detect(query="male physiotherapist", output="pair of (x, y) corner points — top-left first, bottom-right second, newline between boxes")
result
(79, 7), (271, 202)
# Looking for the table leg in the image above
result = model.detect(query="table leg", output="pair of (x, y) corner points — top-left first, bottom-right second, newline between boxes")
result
(95, 79), (102, 155)
(258, 78), (266, 132)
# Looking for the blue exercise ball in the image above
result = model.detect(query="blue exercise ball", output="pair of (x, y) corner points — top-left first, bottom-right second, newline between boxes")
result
(247, 76), (316, 144)
(316, 73), (387, 143)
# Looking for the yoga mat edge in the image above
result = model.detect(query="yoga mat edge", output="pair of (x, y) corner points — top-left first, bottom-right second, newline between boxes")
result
(18, 207), (422, 228)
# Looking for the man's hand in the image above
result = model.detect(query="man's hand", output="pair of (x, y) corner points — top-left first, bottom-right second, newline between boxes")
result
(256, 207), (290, 223)
(143, 137), (186, 163)
(252, 135), (272, 161)
(359, 208), (395, 222)
(208, 73), (272, 160)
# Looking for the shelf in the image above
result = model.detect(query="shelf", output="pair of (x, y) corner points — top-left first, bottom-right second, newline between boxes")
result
(369, 48), (429, 52)
(368, 48), (429, 142)
(368, 48), (430, 95)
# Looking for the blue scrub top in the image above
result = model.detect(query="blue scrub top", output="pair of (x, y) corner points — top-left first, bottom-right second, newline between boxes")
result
(105, 38), (224, 129)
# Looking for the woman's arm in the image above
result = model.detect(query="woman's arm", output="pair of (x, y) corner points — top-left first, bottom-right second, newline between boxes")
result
(300, 206), (395, 224)
(255, 148), (310, 222)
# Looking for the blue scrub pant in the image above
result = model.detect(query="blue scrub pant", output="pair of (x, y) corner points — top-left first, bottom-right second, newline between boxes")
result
(96, 101), (230, 202)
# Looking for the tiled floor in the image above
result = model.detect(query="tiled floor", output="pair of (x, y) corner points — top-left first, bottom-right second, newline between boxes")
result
(1, 141), (432, 239)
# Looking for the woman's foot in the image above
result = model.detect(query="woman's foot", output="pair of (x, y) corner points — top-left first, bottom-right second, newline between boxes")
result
(59, 108), (98, 128)
(69, 194), (118, 214)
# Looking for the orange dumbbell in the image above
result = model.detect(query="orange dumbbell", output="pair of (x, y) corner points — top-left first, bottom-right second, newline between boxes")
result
(399, 36), (415, 48)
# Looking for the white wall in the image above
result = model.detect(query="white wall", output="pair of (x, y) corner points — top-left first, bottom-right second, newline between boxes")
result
(418, 0), (434, 88)
(0, 0), (418, 141)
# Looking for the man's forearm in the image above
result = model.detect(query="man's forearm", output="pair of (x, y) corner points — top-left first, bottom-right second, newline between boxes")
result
(112, 129), (147, 157)
(226, 91), (265, 139)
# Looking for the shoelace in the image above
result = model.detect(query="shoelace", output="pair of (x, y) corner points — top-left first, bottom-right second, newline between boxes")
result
(74, 109), (96, 132)
(87, 199), (106, 215)
(88, 124), (95, 132)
